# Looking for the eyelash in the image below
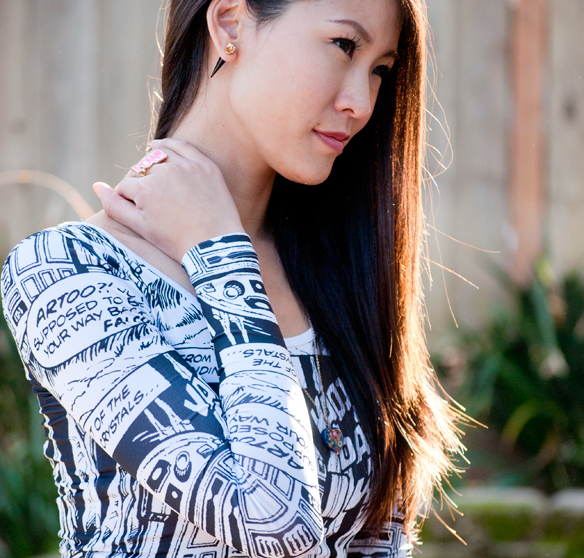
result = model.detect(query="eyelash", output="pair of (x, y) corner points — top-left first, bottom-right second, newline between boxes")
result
(373, 65), (391, 79)
(332, 35), (362, 58)
(332, 36), (393, 79)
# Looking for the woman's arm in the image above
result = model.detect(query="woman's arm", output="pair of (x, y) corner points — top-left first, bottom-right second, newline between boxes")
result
(348, 517), (412, 558)
(1, 228), (323, 558)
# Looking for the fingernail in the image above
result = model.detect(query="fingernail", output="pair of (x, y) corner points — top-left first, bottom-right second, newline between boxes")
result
(92, 182), (107, 197)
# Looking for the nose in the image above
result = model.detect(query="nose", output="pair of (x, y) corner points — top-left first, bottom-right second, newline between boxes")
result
(333, 70), (375, 121)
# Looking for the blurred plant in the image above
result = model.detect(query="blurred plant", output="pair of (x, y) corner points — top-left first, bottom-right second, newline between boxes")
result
(435, 260), (584, 492)
(0, 304), (59, 558)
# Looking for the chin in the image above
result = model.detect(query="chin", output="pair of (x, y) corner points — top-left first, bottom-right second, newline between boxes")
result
(279, 160), (334, 186)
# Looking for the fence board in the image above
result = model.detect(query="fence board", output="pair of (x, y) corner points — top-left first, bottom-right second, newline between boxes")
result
(0, 0), (161, 254)
(548, 0), (584, 277)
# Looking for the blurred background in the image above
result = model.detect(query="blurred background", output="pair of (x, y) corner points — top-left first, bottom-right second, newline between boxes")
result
(0, 0), (583, 557)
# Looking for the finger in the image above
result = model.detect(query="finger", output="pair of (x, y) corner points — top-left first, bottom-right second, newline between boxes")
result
(97, 183), (144, 232)
(127, 145), (182, 178)
(114, 176), (141, 202)
(93, 181), (110, 193)
(93, 181), (113, 200)
(149, 137), (210, 165)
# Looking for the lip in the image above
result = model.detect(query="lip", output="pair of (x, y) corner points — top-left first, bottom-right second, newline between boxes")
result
(314, 130), (350, 155)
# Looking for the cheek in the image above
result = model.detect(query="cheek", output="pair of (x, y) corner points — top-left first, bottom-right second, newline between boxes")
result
(231, 49), (327, 136)
(228, 38), (341, 183)
(231, 64), (332, 160)
(231, 23), (343, 130)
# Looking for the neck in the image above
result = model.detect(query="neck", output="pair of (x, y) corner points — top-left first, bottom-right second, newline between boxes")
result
(171, 80), (277, 244)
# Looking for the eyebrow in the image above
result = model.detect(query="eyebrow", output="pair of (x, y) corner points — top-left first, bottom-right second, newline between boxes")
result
(327, 19), (399, 58)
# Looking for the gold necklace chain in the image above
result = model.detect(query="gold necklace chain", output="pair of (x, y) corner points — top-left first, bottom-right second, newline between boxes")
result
(305, 316), (333, 432)
(303, 316), (344, 454)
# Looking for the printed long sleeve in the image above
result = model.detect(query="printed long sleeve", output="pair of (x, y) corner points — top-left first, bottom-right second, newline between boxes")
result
(1, 229), (323, 558)
(347, 513), (412, 558)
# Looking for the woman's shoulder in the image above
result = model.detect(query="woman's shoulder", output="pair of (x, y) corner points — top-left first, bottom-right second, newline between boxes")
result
(2, 209), (171, 275)
(3, 219), (122, 279)
(85, 212), (198, 296)
(1, 219), (133, 315)
(7, 216), (119, 257)
(1, 213), (196, 332)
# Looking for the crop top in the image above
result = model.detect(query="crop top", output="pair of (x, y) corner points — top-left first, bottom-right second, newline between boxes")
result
(1, 223), (412, 558)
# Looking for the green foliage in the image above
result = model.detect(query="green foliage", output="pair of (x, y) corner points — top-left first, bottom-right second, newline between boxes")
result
(435, 262), (584, 492)
(0, 306), (59, 558)
(421, 487), (584, 558)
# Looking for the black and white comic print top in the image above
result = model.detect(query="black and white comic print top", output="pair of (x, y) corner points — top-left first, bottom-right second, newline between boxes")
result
(1, 223), (412, 558)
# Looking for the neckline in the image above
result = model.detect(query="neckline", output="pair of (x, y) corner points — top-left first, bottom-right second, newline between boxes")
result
(73, 221), (312, 345)
(78, 221), (200, 301)
(283, 326), (314, 347)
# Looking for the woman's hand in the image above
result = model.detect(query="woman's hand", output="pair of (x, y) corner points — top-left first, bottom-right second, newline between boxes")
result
(93, 138), (244, 262)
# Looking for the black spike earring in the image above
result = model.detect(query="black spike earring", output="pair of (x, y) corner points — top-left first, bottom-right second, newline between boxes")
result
(210, 58), (226, 78)
(210, 43), (236, 78)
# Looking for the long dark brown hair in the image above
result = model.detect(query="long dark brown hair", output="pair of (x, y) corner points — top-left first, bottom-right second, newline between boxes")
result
(154, 0), (462, 539)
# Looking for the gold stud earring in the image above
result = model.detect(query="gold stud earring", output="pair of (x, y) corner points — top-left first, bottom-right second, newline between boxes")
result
(210, 43), (237, 78)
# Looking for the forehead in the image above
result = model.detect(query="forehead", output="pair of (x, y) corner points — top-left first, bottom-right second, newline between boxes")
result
(287, 0), (402, 47)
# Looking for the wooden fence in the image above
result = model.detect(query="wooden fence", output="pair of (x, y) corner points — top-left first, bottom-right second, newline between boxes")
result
(0, 0), (582, 336)
(0, 0), (162, 251)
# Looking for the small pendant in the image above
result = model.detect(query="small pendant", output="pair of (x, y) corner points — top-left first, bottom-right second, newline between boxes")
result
(321, 427), (344, 455)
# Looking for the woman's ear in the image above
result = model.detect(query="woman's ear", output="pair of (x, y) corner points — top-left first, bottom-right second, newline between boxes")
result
(206, 0), (243, 63)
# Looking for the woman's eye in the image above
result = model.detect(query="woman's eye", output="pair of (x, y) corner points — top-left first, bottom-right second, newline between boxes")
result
(333, 38), (358, 59)
(373, 65), (391, 79)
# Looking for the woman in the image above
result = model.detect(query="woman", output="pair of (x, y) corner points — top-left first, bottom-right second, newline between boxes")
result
(1, 0), (462, 556)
